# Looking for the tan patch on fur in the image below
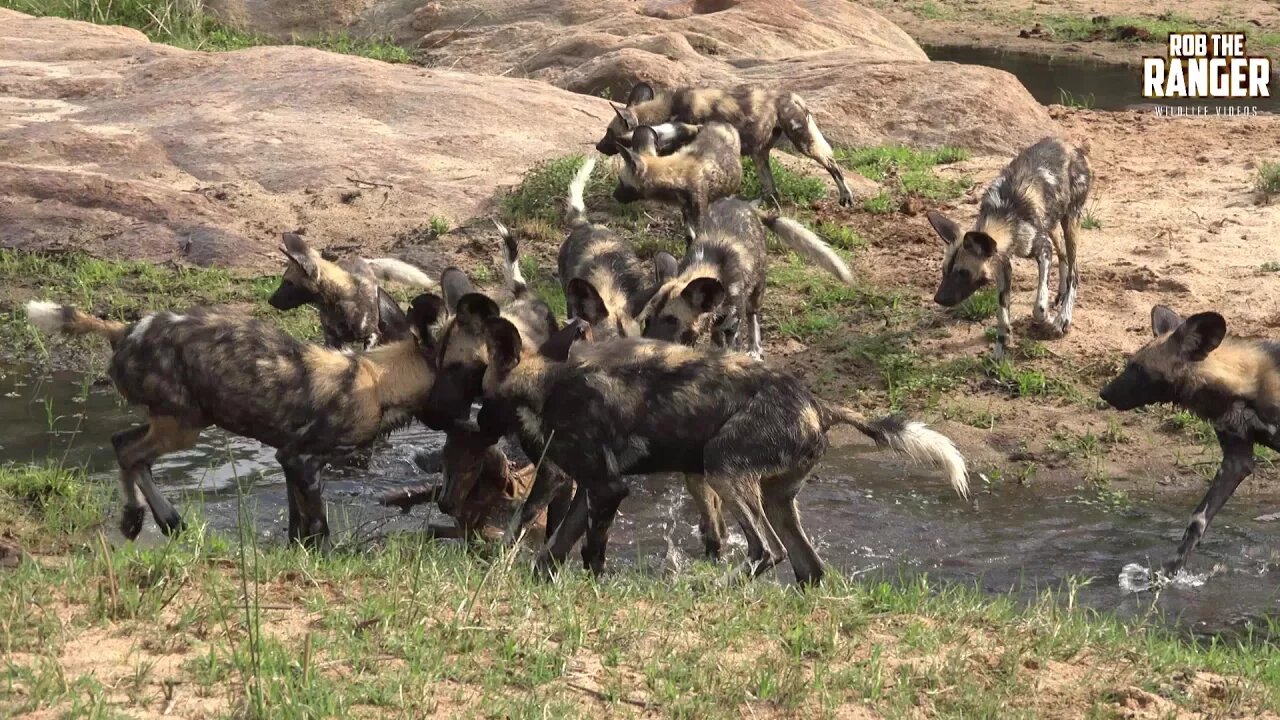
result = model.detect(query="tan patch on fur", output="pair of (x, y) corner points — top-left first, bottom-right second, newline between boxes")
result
(584, 267), (641, 337)
(1134, 335), (1280, 408)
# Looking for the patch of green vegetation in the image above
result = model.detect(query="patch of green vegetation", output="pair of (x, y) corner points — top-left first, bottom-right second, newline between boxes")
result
(837, 145), (973, 211)
(1256, 162), (1280, 198)
(1081, 206), (1102, 230)
(0, 464), (109, 545)
(1, 0), (411, 60)
(914, 0), (951, 20)
(519, 256), (566, 316)
(1160, 408), (1216, 446)
(1056, 88), (1096, 109)
(986, 359), (1080, 401)
(861, 191), (896, 215)
(950, 288), (998, 322)
(740, 157), (828, 206)
(427, 216), (450, 236)
(2, 465), (1277, 718)
(500, 154), (646, 228)
(814, 222), (866, 252)
(0, 250), (321, 361)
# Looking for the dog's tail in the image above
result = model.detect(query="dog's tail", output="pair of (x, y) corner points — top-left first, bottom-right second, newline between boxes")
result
(363, 258), (438, 290)
(493, 219), (528, 299)
(756, 208), (853, 285)
(818, 402), (969, 499)
(26, 301), (128, 346)
(565, 155), (596, 228)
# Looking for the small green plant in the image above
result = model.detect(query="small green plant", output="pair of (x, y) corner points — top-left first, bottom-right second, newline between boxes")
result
(861, 192), (896, 214)
(1256, 162), (1280, 198)
(950, 289), (998, 321)
(837, 145), (972, 211)
(814, 222), (866, 252)
(0, 0), (412, 60)
(1081, 206), (1102, 230)
(740, 157), (827, 206)
(1261, 261), (1280, 273)
(428, 216), (450, 236)
(1056, 89), (1096, 109)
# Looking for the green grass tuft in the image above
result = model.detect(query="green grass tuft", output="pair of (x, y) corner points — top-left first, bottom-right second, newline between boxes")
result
(741, 157), (828, 206)
(838, 145), (972, 212)
(1256, 162), (1280, 198)
(950, 289), (998, 322)
(0, 0), (411, 60)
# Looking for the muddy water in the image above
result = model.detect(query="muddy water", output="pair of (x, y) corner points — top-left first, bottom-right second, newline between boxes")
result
(7, 364), (1278, 638)
(923, 45), (1280, 114)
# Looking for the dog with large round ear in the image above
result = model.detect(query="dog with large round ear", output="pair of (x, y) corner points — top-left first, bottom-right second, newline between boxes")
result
(596, 82), (660, 156)
(421, 292), (502, 431)
(538, 318), (593, 362)
(406, 293), (445, 348)
(268, 232), (324, 311)
(440, 267), (477, 315)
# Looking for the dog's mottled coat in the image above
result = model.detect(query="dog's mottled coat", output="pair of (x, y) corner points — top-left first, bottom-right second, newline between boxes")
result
(927, 137), (1092, 360)
(598, 83), (855, 207)
(478, 324), (969, 585)
(1100, 305), (1280, 575)
(27, 295), (445, 545)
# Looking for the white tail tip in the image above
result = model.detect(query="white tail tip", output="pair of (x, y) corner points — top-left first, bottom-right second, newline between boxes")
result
(26, 301), (64, 334)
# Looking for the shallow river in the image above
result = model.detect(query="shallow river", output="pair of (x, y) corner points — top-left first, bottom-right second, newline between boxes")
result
(6, 363), (1278, 641)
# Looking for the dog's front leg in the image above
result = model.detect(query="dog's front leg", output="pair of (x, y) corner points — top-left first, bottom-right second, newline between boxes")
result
(1163, 431), (1254, 576)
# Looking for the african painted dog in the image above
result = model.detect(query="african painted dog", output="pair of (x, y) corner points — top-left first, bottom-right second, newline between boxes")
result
(268, 232), (438, 349)
(26, 294), (445, 546)
(1100, 305), (1280, 575)
(560, 156), (679, 339)
(420, 227), (559, 433)
(613, 121), (743, 240)
(478, 322), (969, 585)
(639, 197), (853, 360)
(926, 137), (1092, 360)
(597, 82), (855, 207)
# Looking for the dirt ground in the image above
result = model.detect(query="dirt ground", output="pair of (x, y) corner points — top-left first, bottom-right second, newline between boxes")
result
(869, 0), (1280, 64)
(797, 105), (1280, 497)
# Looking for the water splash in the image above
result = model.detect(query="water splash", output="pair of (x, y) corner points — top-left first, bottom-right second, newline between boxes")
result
(1119, 562), (1210, 594)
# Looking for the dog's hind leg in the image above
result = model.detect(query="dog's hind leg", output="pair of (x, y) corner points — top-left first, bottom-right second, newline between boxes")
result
(112, 416), (202, 538)
(761, 469), (824, 586)
(684, 475), (726, 560)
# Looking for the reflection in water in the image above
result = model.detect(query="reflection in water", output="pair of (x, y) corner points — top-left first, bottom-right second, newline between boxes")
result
(4, 364), (1278, 638)
(924, 45), (1280, 113)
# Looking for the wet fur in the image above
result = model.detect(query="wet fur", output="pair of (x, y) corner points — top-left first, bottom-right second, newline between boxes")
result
(26, 297), (444, 546)
(927, 137), (1092, 360)
(1100, 305), (1280, 575)
(599, 83), (854, 207)
(479, 327), (968, 585)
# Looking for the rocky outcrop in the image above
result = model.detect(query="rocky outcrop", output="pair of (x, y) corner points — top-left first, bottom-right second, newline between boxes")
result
(402, 0), (1058, 154)
(0, 9), (614, 268)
